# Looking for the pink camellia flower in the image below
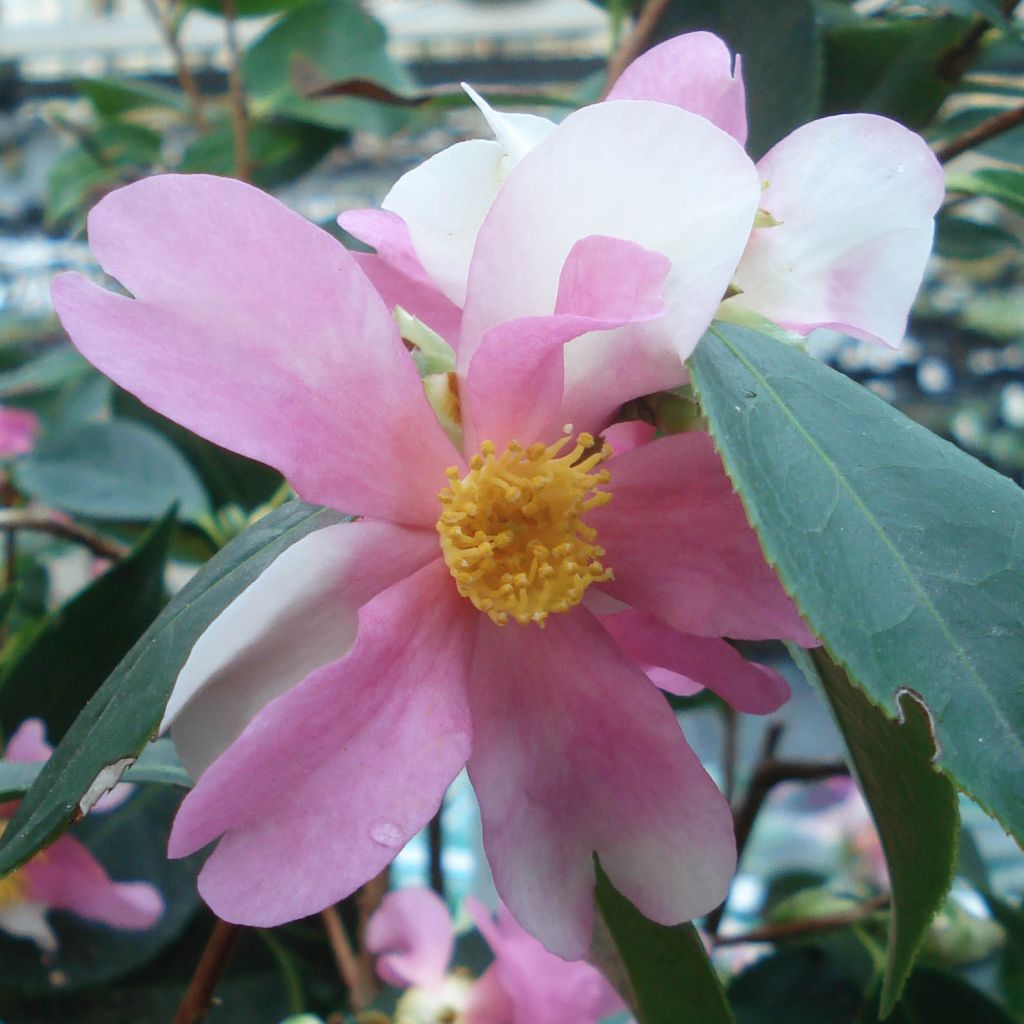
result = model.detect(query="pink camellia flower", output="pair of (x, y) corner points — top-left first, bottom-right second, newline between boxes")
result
(0, 405), (38, 458)
(50, 149), (814, 957)
(0, 719), (163, 952)
(346, 31), (943, 357)
(367, 887), (626, 1024)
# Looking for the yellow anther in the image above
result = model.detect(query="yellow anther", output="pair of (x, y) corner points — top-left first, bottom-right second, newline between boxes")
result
(0, 822), (28, 907)
(436, 435), (614, 626)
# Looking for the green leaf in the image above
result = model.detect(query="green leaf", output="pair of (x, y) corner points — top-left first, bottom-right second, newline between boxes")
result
(0, 513), (173, 742)
(893, 967), (1018, 1023)
(947, 167), (1024, 217)
(0, 346), (91, 399)
(0, 501), (345, 876)
(820, 15), (970, 126)
(984, 893), (1024, 1018)
(73, 76), (188, 117)
(655, 0), (821, 157)
(594, 862), (735, 1024)
(791, 649), (958, 1014)
(688, 322), (1024, 844)
(935, 215), (1020, 261)
(242, 0), (416, 135)
(15, 419), (211, 525)
(187, 0), (312, 16)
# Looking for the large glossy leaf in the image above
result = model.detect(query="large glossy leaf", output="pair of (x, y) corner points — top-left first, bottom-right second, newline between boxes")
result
(594, 863), (735, 1024)
(984, 893), (1024, 1018)
(790, 648), (958, 1014)
(242, 0), (415, 135)
(946, 168), (1024, 217)
(688, 322), (1024, 845)
(15, 419), (210, 525)
(0, 513), (173, 742)
(655, 0), (821, 157)
(73, 76), (188, 117)
(0, 501), (345, 876)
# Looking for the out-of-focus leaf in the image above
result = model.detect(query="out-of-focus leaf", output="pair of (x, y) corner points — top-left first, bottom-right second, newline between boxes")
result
(984, 893), (1024, 1017)
(955, 824), (990, 890)
(0, 513), (173, 742)
(655, 0), (821, 157)
(819, 14), (970, 126)
(791, 650), (958, 1014)
(179, 117), (336, 190)
(0, 787), (201, 994)
(935, 215), (1020, 260)
(114, 391), (282, 512)
(73, 77), (188, 117)
(688, 322), (1024, 847)
(892, 967), (1018, 1023)
(947, 167), (1024, 216)
(0, 502), (344, 876)
(15, 419), (211, 525)
(187, 0), (311, 17)
(0, 346), (91, 399)
(594, 863), (735, 1024)
(243, 0), (416, 134)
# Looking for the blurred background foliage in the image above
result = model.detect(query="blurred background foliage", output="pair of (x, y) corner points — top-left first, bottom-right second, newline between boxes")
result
(0, 0), (1023, 1021)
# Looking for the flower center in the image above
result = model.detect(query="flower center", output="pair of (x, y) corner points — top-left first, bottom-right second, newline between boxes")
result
(437, 432), (613, 626)
(0, 821), (28, 907)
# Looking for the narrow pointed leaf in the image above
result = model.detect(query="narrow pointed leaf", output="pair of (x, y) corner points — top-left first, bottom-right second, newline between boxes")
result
(689, 322), (1024, 848)
(0, 501), (345, 876)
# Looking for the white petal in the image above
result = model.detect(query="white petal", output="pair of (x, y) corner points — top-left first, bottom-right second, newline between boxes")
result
(0, 901), (57, 952)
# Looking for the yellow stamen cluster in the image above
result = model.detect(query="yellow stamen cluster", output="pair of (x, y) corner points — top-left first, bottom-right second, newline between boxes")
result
(0, 821), (28, 907)
(437, 433), (613, 626)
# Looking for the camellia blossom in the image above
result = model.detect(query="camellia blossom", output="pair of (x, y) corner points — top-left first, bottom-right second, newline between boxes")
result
(0, 719), (163, 952)
(52, 165), (814, 957)
(345, 31), (943, 360)
(366, 887), (627, 1024)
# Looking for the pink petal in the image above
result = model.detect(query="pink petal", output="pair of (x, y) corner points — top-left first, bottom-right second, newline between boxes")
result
(24, 833), (163, 929)
(163, 519), (439, 778)
(340, 208), (462, 344)
(601, 420), (656, 456)
(601, 610), (791, 714)
(466, 897), (624, 1024)
(460, 101), (760, 433)
(168, 561), (475, 926)
(729, 114), (944, 347)
(366, 887), (454, 989)
(463, 236), (670, 449)
(51, 174), (460, 525)
(467, 965), (515, 1024)
(0, 406), (38, 458)
(5, 718), (51, 763)
(606, 32), (747, 144)
(591, 431), (815, 643)
(467, 609), (735, 959)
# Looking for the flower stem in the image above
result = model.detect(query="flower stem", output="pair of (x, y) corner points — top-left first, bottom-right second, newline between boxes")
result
(935, 102), (1024, 163)
(221, 0), (252, 183)
(172, 918), (243, 1024)
(0, 509), (127, 561)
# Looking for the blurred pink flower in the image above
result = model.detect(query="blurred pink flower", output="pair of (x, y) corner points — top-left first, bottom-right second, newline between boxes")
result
(349, 32), (942, 353)
(0, 719), (163, 952)
(51, 161), (812, 952)
(0, 406), (38, 458)
(367, 887), (626, 1024)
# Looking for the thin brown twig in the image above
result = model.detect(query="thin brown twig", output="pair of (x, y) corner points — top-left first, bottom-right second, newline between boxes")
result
(0, 509), (127, 561)
(714, 892), (891, 947)
(220, 0), (252, 182)
(141, 0), (209, 133)
(171, 918), (243, 1024)
(356, 871), (389, 1010)
(935, 101), (1024, 163)
(601, 0), (672, 98)
(322, 905), (372, 1012)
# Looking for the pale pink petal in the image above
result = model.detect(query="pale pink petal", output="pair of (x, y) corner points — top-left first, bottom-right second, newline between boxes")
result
(168, 561), (475, 926)
(601, 420), (656, 456)
(24, 833), (163, 929)
(468, 609), (735, 959)
(90, 781), (135, 814)
(463, 236), (670, 449)
(601, 610), (791, 714)
(606, 32), (747, 144)
(466, 897), (624, 1024)
(591, 431), (815, 643)
(467, 965), (515, 1024)
(366, 887), (454, 989)
(162, 519), (439, 778)
(0, 406), (38, 458)
(340, 208), (462, 344)
(51, 175), (460, 525)
(728, 114), (944, 347)
(460, 101), (760, 433)
(646, 666), (704, 696)
(5, 718), (51, 763)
